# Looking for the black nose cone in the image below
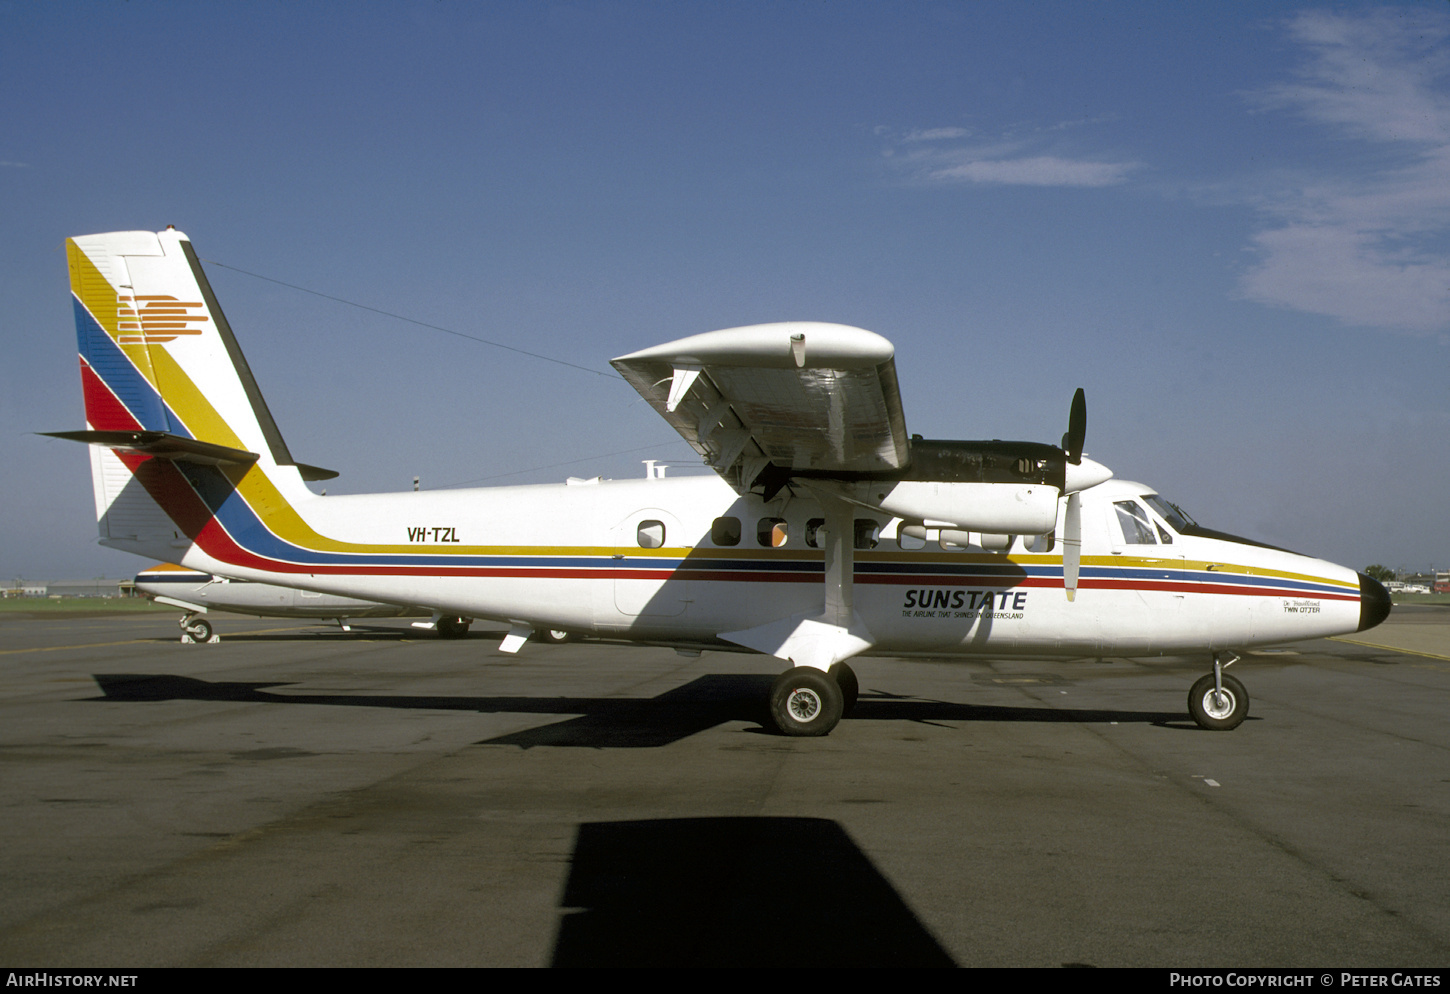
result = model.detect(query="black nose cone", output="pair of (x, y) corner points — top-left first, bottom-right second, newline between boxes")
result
(1357, 573), (1392, 632)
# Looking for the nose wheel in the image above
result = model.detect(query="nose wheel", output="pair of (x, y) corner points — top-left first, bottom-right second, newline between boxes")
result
(1188, 653), (1248, 730)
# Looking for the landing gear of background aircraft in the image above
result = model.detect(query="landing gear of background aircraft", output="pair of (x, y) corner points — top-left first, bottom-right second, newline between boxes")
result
(829, 661), (859, 716)
(539, 629), (574, 644)
(436, 616), (471, 639)
(769, 666), (844, 737)
(1188, 670), (1248, 731)
(179, 615), (214, 643)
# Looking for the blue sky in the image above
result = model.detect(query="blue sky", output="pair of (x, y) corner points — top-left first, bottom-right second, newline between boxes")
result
(3, 1), (1447, 580)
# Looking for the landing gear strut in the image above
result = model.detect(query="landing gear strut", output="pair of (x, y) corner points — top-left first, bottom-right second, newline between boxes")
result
(1189, 652), (1248, 730)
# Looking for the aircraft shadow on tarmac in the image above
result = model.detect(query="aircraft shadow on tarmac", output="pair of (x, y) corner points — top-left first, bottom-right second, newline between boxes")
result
(88, 673), (1192, 747)
(552, 816), (955, 967)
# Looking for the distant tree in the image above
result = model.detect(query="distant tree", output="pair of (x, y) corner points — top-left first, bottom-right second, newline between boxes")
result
(1364, 564), (1396, 582)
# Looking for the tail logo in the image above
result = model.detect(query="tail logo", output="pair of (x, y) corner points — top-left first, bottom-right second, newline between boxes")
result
(116, 294), (209, 344)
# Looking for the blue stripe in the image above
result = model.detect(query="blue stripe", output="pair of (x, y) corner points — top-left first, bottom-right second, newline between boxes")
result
(74, 298), (189, 438)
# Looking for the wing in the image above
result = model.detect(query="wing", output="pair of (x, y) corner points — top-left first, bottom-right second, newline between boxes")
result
(611, 322), (909, 494)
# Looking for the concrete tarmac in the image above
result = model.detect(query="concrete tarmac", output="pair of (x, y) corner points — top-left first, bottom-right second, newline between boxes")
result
(1, 606), (1447, 967)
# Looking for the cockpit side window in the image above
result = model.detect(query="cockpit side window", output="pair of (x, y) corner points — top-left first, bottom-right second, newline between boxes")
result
(1114, 501), (1158, 545)
(1143, 494), (1196, 533)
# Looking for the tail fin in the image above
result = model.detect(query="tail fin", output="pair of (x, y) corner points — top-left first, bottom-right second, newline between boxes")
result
(57, 228), (333, 559)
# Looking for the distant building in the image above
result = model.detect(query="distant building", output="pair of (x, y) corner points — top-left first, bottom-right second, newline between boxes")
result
(33, 579), (129, 598)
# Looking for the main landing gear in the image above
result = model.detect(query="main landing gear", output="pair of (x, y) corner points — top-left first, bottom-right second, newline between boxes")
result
(1189, 652), (1248, 730)
(436, 616), (472, 639)
(768, 662), (858, 737)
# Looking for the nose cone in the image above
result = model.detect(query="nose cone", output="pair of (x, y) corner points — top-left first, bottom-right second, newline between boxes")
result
(1357, 572), (1392, 632)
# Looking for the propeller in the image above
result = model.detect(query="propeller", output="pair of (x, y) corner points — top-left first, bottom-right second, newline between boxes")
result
(1059, 388), (1095, 602)
(1061, 387), (1086, 465)
(1063, 491), (1083, 602)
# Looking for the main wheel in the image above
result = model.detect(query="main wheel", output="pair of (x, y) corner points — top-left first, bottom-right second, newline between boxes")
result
(829, 662), (859, 716)
(436, 617), (471, 639)
(1188, 673), (1248, 730)
(538, 629), (573, 644)
(769, 667), (844, 737)
(184, 618), (213, 642)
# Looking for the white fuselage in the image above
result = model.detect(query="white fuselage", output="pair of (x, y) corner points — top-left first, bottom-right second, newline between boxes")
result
(145, 472), (1364, 659)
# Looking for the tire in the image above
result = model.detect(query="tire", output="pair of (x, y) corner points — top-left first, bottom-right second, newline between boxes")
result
(538, 629), (573, 644)
(769, 667), (844, 737)
(829, 662), (859, 717)
(1188, 673), (1248, 731)
(436, 617), (471, 639)
(185, 618), (213, 642)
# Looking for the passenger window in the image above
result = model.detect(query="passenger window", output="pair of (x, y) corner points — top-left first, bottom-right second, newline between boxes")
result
(711, 516), (741, 547)
(897, 525), (926, 551)
(854, 519), (880, 550)
(939, 528), (971, 550)
(805, 518), (825, 548)
(758, 517), (788, 548)
(1026, 532), (1055, 553)
(1114, 501), (1158, 545)
(637, 520), (665, 549)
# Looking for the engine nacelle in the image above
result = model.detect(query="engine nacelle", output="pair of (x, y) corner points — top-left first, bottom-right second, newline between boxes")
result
(871, 480), (1060, 534)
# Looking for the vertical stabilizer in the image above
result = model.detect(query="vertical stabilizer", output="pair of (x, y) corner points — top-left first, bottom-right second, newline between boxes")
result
(68, 228), (301, 467)
(63, 228), (326, 559)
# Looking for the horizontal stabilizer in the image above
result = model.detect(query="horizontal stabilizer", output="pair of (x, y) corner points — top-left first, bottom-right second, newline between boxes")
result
(40, 430), (259, 468)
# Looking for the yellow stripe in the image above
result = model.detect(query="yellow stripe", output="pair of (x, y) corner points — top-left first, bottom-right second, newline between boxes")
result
(67, 239), (161, 393)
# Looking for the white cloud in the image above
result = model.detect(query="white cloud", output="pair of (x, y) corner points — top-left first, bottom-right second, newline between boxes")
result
(1239, 8), (1450, 335)
(1240, 224), (1450, 332)
(883, 124), (1140, 189)
(927, 154), (1138, 188)
(902, 127), (972, 142)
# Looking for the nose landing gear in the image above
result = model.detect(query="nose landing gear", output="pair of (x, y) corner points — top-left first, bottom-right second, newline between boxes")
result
(1189, 652), (1248, 730)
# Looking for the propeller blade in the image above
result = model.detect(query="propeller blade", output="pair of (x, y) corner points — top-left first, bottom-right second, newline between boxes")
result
(1063, 491), (1082, 601)
(1061, 388), (1087, 465)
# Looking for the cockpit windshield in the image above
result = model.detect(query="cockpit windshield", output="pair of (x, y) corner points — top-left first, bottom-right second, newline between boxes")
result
(1143, 494), (1197, 533)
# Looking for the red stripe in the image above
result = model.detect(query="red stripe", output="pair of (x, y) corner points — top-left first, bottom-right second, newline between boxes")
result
(79, 359), (141, 431)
